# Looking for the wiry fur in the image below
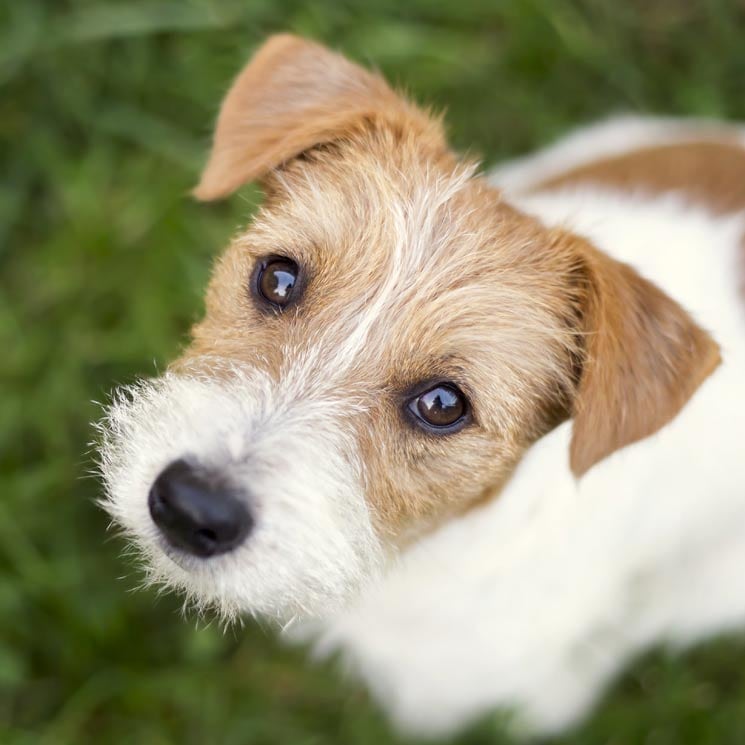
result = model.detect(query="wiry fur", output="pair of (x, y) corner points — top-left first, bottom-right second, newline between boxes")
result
(97, 35), (745, 739)
(98, 367), (385, 623)
(183, 126), (589, 534)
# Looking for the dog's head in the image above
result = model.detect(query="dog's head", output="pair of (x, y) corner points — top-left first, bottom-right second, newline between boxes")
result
(99, 35), (719, 623)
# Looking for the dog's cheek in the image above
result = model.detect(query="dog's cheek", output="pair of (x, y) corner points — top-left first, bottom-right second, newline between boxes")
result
(360, 425), (515, 539)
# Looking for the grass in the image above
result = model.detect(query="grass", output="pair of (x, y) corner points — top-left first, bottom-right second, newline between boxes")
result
(2, 0), (745, 742)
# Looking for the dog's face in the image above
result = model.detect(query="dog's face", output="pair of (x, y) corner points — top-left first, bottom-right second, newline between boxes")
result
(99, 35), (719, 623)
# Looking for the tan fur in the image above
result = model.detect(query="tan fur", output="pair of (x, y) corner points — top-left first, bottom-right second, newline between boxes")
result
(569, 238), (721, 475)
(530, 138), (745, 318)
(531, 140), (745, 215)
(183, 35), (720, 536)
(193, 34), (448, 201)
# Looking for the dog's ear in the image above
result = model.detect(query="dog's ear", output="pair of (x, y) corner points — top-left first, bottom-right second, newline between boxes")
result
(568, 239), (720, 476)
(194, 34), (442, 200)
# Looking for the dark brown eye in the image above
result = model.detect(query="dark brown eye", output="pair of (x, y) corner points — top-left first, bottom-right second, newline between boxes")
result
(408, 383), (469, 432)
(256, 258), (299, 308)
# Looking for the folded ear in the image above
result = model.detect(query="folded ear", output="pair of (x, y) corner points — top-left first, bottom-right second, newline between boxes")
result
(569, 240), (721, 476)
(194, 34), (441, 201)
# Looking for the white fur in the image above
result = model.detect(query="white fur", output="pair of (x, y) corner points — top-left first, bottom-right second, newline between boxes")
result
(312, 119), (745, 736)
(98, 367), (384, 623)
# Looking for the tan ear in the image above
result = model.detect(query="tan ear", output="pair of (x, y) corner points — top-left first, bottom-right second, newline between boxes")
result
(569, 241), (721, 476)
(194, 34), (439, 201)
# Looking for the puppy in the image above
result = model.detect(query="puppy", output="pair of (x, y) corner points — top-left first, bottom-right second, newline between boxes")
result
(99, 35), (745, 736)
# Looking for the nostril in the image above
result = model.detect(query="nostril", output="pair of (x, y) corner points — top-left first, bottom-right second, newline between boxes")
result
(196, 527), (217, 543)
(192, 527), (219, 557)
(148, 459), (253, 558)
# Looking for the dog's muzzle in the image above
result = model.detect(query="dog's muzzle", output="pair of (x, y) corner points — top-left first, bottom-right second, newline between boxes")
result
(148, 459), (253, 558)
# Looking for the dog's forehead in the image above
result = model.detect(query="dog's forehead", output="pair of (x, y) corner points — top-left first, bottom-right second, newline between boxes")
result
(263, 154), (528, 285)
(191, 144), (570, 432)
(258, 150), (485, 259)
(253, 156), (556, 367)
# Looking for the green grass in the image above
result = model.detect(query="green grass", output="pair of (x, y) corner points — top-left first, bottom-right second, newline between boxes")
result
(3, 0), (745, 742)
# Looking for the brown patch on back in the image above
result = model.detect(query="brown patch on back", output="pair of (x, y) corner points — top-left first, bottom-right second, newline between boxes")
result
(534, 137), (745, 346)
(532, 140), (745, 215)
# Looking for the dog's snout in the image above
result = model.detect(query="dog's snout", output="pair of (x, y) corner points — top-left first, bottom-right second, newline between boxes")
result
(148, 459), (252, 558)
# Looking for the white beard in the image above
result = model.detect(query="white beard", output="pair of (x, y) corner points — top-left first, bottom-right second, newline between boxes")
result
(97, 368), (385, 624)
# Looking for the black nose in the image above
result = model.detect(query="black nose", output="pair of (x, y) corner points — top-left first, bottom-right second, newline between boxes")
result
(148, 460), (253, 558)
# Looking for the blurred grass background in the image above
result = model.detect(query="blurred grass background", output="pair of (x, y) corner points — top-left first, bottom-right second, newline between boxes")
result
(2, 0), (745, 742)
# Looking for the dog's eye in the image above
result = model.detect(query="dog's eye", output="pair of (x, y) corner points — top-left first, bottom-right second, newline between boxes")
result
(256, 257), (299, 308)
(407, 383), (469, 432)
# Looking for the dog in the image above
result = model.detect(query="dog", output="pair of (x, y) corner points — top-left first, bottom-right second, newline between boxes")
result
(98, 34), (745, 737)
